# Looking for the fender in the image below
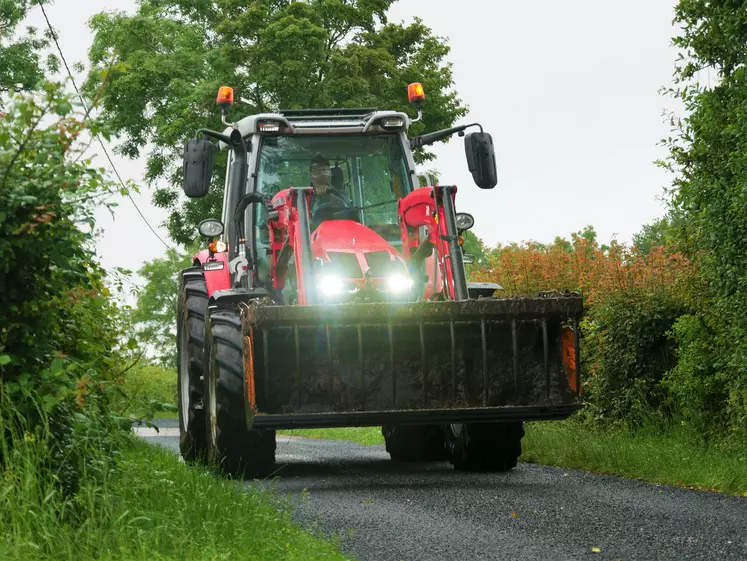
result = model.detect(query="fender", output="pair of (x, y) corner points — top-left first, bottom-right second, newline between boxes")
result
(209, 287), (271, 310)
(193, 249), (231, 299)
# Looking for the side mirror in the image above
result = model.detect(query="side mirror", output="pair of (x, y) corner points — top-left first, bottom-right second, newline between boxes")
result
(183, 138), (215, 198)
(464, 132), (497, 189)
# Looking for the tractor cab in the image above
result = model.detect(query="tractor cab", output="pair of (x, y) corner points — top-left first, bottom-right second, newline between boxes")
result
(237, 109), (416, 303)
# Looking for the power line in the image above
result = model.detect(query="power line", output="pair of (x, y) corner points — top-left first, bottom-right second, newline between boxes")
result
(38, 1), (173, 251)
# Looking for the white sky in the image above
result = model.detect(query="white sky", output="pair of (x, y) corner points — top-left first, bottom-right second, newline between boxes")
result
(24, 0), (682, 282)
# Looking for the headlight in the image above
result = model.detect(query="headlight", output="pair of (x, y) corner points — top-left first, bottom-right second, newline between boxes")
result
(387, 273), (413, 293)
(198, 218), (224, 238)
(455, 212), (474, 231)
(319, 275), (345, 296)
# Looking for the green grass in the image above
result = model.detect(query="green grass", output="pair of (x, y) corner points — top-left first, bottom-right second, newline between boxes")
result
(0, 435), (351, 560)
(284, 421), (747, 496)
(521, 420), (747, 496)
(279, 427), (384, 445)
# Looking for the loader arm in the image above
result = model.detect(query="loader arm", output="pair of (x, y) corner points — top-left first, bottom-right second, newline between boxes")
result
(398, 185), (469, 301)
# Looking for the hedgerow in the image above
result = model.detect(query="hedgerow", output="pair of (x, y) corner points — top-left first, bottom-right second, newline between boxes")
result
(0, 82), (131, 494)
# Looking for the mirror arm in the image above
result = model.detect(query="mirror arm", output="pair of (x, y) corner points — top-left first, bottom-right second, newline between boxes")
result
(409, 122), (484, 149)
(198, 128), (232, 145)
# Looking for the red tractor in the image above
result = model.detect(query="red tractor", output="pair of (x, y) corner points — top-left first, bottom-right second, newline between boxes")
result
(177, 84), (583, 477)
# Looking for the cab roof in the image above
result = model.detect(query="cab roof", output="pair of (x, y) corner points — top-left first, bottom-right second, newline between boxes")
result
(219, 109), (411, 149)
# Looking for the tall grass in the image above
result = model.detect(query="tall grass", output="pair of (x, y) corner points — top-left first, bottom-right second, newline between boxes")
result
(0, 402), (350, 560)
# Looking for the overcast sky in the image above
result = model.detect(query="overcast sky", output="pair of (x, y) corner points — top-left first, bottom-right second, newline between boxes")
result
(25, 0), (682, 282)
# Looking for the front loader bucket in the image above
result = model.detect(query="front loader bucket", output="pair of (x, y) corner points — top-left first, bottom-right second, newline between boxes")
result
(240, 295), (583, 426)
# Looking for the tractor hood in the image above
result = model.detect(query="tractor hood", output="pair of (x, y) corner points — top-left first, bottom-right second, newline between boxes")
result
(310, 220), (412, 300)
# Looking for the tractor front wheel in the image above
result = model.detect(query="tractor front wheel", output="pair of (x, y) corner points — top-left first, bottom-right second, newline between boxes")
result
(382, 425), (448, 462)
(176, 269), (209, 462)
(204, 309), (276, 478)
(445, 422), (524, 471)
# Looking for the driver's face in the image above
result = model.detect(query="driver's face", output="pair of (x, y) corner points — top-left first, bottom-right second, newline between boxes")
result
(311, 162), (330, 192)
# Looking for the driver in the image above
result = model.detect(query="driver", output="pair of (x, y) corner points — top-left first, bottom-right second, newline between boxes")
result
(310, 154), (350, 222)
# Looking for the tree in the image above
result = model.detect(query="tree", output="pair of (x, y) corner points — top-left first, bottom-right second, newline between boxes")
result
(131, 247), (194, 367)
(0, 1), (56, 100)
(461, 230), (486, 266)
(632, 217), (670, 256)
(85, 0), (468, 245)
(661, 1), (747, 444)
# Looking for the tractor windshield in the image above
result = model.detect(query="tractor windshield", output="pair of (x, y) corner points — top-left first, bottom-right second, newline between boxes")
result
(255, 134), (411, 236)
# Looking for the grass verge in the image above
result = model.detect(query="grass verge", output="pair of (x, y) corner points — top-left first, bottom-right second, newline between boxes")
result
(1, 435), (351, 560)
(282, 422), (747, 496)
(279, 427), (384, 445)
(522, 420), (747, 496)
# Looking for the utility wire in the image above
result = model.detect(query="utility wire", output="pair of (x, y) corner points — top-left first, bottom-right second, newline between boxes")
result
(38, 2), (173, 251)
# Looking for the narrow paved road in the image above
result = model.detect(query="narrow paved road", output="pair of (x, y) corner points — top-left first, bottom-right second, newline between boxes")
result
(139, 420), (746, 561)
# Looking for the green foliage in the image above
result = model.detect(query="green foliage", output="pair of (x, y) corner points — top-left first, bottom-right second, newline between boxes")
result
(665, 312), (745, 447)
(632, 218), (671, 256)
(132, 248), (194, 367)
(0, 1), (57, 100)
(0, 83), (132, 494)
(119, 363), (177, 417)
(461, 230), (486, 263)
(85, 0), (468, 244)
(660, 1), (747, 446)
(582, 288), (688, 427)
(0, 82), (121, 388)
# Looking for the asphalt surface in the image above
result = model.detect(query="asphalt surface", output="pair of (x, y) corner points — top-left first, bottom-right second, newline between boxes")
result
(140, 419), (747, 561)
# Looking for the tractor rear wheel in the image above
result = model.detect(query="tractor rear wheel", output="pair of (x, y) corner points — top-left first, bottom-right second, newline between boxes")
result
(176, 269), (209, 462)
(382, 425), (448, 462)
(204, 309), (276, 478)
(445, 422), (524, 471)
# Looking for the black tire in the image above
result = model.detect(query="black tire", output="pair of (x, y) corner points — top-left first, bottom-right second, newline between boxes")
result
(445, 422), (525, 471)
(204, 309), (276, 478)
(382, 424), (448, 462)
(176, 269), (209, 462)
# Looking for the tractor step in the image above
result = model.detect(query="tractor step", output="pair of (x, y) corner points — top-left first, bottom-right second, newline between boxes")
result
(240, 295), (583, 416)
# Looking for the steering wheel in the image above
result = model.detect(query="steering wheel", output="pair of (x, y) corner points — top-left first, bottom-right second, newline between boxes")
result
(313, 201), (357, 223)
(312, 191), (357, 224)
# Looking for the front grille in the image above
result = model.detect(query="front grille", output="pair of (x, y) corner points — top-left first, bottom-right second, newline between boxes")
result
(365, 251), (404, 277)
(326, 252), (362, 278)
